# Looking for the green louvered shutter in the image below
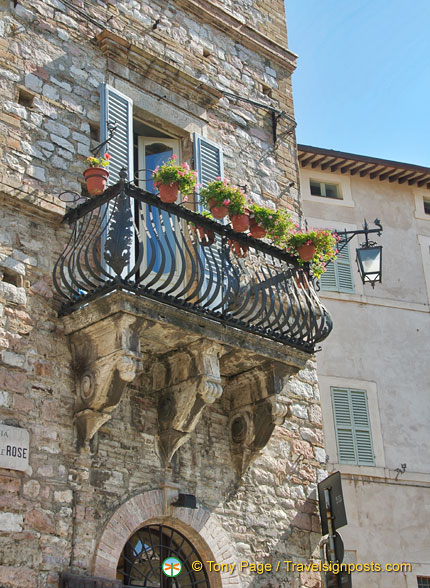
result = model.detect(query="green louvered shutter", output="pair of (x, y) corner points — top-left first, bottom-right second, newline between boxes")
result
(100, 83), (134, 184)
(332, 387), (375, 466)
(351, 390), (374, 465)
(320, 237), (355, 293)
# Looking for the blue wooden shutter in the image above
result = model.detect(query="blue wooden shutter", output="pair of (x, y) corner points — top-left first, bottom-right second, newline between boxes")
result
(100, 84), (134, 275)
(193, 133), (224, 205)
(332, 387), (375, 466)
(100, 83), (134, 184)
(193, 134), (226, 308)
(320, 237), (355, 293)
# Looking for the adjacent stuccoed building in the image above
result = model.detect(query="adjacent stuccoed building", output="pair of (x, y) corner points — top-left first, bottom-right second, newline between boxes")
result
(299, 145), (430, 588)
(0, 2), (332, 588)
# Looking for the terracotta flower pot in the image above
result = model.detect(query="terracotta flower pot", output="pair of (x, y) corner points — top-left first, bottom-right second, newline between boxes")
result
(295, 272), (310, 289)
(197, 225), (215, 247)
(228, 239), (249, 258)
(83, 167), (109, 197)
(208, 199), (228, 219)
(249, 219), (266, 239)
(297, 243), (317, 261)
(157, 182), (179, 203)
(230, 213), (250, 233)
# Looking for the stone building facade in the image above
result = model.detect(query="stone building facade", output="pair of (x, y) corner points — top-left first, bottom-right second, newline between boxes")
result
(0, 2), (330, 587)
(299, 145), (430, 587)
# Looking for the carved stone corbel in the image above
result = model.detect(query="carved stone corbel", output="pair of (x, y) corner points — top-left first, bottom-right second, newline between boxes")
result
(152, 340), (223, 463)
(69, 315), (145, 445)
(227, 363), (293, 476)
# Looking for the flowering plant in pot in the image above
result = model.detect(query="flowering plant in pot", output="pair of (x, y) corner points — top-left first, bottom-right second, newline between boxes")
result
(199, 178), (245, 221)
(226, 186), (249, 232)
(84, 153), (111, 196)
(248, 205), (293, 243)
(286, 227), (339, 277)
(152, 155), (197, 203)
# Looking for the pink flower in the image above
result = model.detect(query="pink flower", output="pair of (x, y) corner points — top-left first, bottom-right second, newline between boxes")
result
(223, 199), (230, 205)
(183, 195), (188, 202)
(182, 162), (190, 170)
(215, 176), (221, 180)
(171, 154), (178, 160)
(178, 170), (185, 176)
(153, 166), (159, 173)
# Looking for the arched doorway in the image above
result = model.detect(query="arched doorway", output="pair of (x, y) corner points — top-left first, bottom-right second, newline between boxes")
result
(116, 523), (209, 587)
(92, 488), (241, 588)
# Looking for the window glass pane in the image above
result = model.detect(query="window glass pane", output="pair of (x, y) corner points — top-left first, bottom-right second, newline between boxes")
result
(310, 180), (322, 196)
(418, 578), (430, 587)
(325, 183), (341, 199)
(423, 198), (430, 215)
(310, 180), (342, 199)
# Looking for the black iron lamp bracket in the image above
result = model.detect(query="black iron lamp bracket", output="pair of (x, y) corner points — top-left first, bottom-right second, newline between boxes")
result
(336, 219), (383, 254)
(222, 91), (296, 144)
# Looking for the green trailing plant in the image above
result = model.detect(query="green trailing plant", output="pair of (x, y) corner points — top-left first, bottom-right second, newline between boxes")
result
(248, 204), (293, 244)
(286, 227), (340, 277)
(152, 155), (197, 196)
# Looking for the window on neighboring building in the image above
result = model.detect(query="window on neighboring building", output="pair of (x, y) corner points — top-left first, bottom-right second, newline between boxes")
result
(418, 578), (430, 587)
(319, 237), (355, 293)
(331, 387), (375, 466)
(310, 180), (342, 199)
(423, 198), (430, 215)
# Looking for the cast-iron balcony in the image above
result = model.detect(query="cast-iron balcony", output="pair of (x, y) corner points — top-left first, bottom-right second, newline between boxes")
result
(53, 178), (332, 352)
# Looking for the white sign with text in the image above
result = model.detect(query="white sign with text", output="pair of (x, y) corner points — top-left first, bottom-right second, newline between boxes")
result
(0, 424), (29, 471)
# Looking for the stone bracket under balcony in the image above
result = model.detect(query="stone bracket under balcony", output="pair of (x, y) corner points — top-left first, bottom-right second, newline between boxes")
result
(227, 363), (293, 476)
(152, 340), (223, 463)
(63, 291), (309, 470)
(69, 313), (145, 446)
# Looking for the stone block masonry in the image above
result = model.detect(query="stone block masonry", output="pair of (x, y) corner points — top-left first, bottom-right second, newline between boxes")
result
(0, 1), (326, 586)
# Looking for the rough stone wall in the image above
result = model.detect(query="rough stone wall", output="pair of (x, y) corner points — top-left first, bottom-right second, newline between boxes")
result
(0, 1), (326, 587)
(0, 0), (299, 217)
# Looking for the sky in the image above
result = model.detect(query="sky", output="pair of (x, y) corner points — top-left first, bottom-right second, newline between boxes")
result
(284, 0), (430, 167)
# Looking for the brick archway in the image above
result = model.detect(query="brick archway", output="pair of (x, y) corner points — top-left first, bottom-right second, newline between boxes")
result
(92, 489), (240, 588)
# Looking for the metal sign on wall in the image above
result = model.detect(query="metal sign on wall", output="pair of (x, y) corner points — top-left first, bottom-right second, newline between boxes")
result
(0, 424), (29, 471)
(318, 471), (347, 535)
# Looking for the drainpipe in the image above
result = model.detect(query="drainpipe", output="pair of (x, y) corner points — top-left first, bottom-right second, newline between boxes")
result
(319, 535), (329, 588)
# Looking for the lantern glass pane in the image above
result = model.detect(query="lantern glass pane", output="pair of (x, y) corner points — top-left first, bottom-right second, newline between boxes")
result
(356, 247), (382, 283)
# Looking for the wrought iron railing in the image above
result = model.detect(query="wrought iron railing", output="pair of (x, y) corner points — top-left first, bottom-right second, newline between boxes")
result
(53, 177), (332, 351)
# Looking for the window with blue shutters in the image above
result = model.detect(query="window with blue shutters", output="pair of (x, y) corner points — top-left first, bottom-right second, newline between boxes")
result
(331, 387), (375, 466)
(320, 237), (355, 293)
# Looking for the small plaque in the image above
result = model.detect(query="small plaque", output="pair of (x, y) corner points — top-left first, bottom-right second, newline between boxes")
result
(0, 424), (29, 471)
